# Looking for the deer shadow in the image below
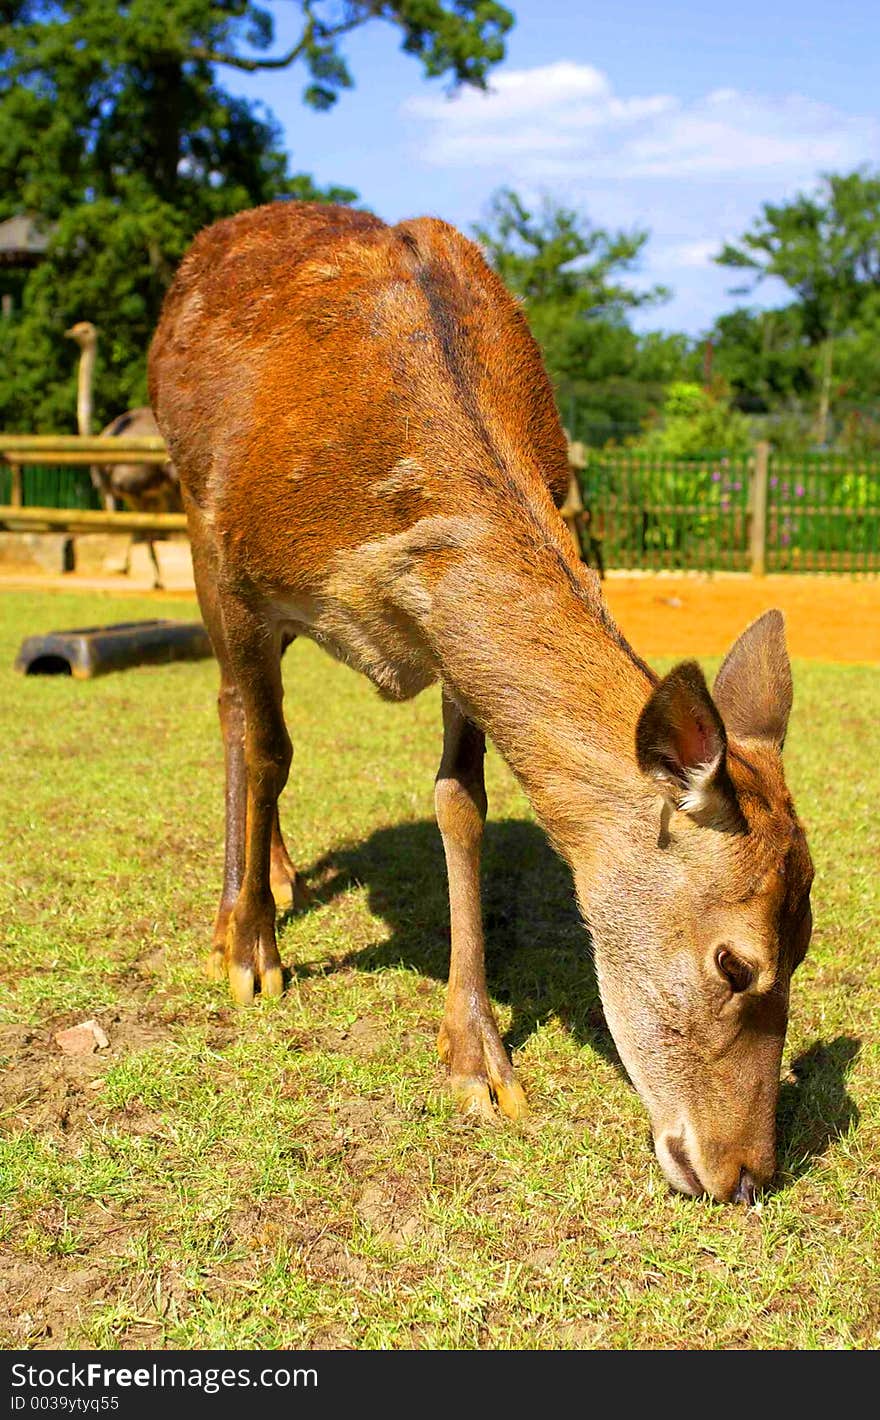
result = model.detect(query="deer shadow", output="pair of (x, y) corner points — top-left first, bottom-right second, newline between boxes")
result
(776, 1035), (860, 1184)
(285, 818), (617, 1069)
(283, 817), (860, 1187)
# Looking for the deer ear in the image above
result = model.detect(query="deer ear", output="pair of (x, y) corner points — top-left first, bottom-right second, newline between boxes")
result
(636, 661), (741, 826)
(713, 610), (793, 750)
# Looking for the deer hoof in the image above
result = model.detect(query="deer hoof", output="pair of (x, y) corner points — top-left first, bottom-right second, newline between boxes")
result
(227, 962), (255, 1005)
(450, 1073), (528, 1123)
(271, 873), (311, 913)
(205, 949), (226, 982)
(260, 965), (284, 999)
(451, 1076), (500, 1124)
(439, 1022), (529, 1122)
(494, 1078), (529, 1121)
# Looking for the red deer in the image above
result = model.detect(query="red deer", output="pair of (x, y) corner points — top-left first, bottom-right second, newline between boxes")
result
(148, 202), (814, 1204)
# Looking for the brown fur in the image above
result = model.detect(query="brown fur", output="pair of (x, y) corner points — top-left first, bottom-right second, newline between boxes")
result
(148, 202), (814, 1202)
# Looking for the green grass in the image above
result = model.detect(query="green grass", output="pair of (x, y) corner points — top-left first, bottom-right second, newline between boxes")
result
(0, 586), (877, 1350)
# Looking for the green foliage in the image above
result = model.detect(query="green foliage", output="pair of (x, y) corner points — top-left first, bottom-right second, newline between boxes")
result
(0, 1), (512, 432)
(714, 170), (880, 447)
(708, 306), (814, 415)
(640, 381), (752, 456)
(473, 188), (665, 314)
(716, 170), (880, 345)
(474, 188), (693, 444)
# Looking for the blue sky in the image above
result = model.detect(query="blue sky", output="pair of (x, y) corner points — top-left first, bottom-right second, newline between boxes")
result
(230, 1), (880, 335)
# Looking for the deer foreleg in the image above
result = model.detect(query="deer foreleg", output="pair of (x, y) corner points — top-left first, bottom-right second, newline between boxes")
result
(435, 691), (527, 1121)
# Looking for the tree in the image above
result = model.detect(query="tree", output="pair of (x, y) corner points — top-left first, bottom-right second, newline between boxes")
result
(0, 1), (514, 431)
(716, 170), (880, 442)
(640, 381), (752, 457)
(707, 306), (814, 413)
(473, 188), (684, 442)
(474, 187), (667, 335)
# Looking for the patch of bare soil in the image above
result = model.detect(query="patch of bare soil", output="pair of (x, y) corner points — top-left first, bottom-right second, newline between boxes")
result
(0, 1009), (167, 1139)
(0, 1255), (113, 1348)
(603, 573), (880, 664)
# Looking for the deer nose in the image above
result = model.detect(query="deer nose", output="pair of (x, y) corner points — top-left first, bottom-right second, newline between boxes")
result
(731, 1167), (758, 1205)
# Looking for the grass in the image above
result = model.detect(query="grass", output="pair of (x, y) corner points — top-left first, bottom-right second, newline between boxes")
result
(0, 585), (877, 1350)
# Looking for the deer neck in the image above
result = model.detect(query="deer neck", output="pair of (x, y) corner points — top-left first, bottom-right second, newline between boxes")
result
(424, 512), (657, 863)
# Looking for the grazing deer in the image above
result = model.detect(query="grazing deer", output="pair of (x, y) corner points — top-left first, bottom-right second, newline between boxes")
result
(148, 203), (814, 1204)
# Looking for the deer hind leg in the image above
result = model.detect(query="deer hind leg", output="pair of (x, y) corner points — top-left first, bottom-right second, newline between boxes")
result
(207, 673), (247, 980)
(203, 616), (304, 982)
(207, 659), (299, 971)
(191, 533), (300, 997)
(435, 691), (528, 1122)
(189, 543), (247, 981)
(268, 635), (310, 913)
(216, 595), (291, 1005)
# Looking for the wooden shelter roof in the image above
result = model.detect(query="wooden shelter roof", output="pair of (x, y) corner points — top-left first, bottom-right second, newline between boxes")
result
(0, 215), (51, 267)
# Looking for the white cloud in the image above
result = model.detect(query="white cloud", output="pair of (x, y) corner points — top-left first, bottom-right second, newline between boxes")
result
(661, 239), (722, 270)
(401, 60), (879, 334)
(403, 61), (878, 182)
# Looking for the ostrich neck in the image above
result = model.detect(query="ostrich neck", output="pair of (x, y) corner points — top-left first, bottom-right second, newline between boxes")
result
(76, 344), (96, 436)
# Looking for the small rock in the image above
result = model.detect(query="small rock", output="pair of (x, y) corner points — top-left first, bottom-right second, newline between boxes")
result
(54, 1020), (110, 1055)
(657, 595), (684, 608)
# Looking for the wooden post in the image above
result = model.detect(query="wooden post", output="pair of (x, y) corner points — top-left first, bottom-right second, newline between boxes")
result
(750, 441), (769, 577)
(8, 461), (22, 508)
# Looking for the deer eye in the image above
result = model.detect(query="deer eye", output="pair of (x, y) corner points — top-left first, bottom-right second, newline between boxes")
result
(715, 946), (754, 993)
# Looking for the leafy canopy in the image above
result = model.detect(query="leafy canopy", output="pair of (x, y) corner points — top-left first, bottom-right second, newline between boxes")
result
(0, 0), (513, 430)
(474, 188), (691, 444)
(716, 169), (880, 345)
(640, 381), (752, 457)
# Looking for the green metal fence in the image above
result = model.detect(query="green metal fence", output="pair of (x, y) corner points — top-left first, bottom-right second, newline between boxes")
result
(580, 450), (880, 573)
(581, 451), (753, 572)
(0, 462), (101, 509)
(766, 454), (880, 574)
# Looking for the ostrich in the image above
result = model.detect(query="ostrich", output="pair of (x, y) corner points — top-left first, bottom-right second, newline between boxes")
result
(64, 320), (181, 587)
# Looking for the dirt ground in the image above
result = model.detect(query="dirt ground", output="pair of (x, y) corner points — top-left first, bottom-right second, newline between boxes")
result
(0, 554), (877, 663)
(602, 573), (880, 664)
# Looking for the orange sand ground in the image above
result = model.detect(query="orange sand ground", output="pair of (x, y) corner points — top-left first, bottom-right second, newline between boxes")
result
(601, 573), (879, 665)
(0, 560), (877, 664)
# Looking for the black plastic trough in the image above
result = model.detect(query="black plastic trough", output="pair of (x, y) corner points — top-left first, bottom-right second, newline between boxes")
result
(14, 619), (213, 679)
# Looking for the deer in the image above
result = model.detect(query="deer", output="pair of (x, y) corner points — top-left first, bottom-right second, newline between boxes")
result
(148, 202), (814, 1205)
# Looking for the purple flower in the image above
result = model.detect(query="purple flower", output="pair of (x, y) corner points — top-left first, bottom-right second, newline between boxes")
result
(795, 483), (805, 497)
(711, 470), (722, 482)
(770, 477), (778, 488)
(781, 532), (791, 546)
(732, 481), (742, 491)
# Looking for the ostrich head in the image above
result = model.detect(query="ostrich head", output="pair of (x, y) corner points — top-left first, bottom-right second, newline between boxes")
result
(64, 320), (98, 349)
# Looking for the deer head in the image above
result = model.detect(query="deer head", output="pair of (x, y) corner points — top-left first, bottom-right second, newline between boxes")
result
(579, 611), (814, 1202)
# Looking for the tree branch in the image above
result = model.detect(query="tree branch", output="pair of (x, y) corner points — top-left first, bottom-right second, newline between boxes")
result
(191, 7), (363, 73)
(192, 30), (313, 72)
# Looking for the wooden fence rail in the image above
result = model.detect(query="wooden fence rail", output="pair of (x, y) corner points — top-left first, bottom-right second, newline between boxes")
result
(0, 434), (173, 525)
(0, 506), (187, 535)
(3, 434), (880, 574)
